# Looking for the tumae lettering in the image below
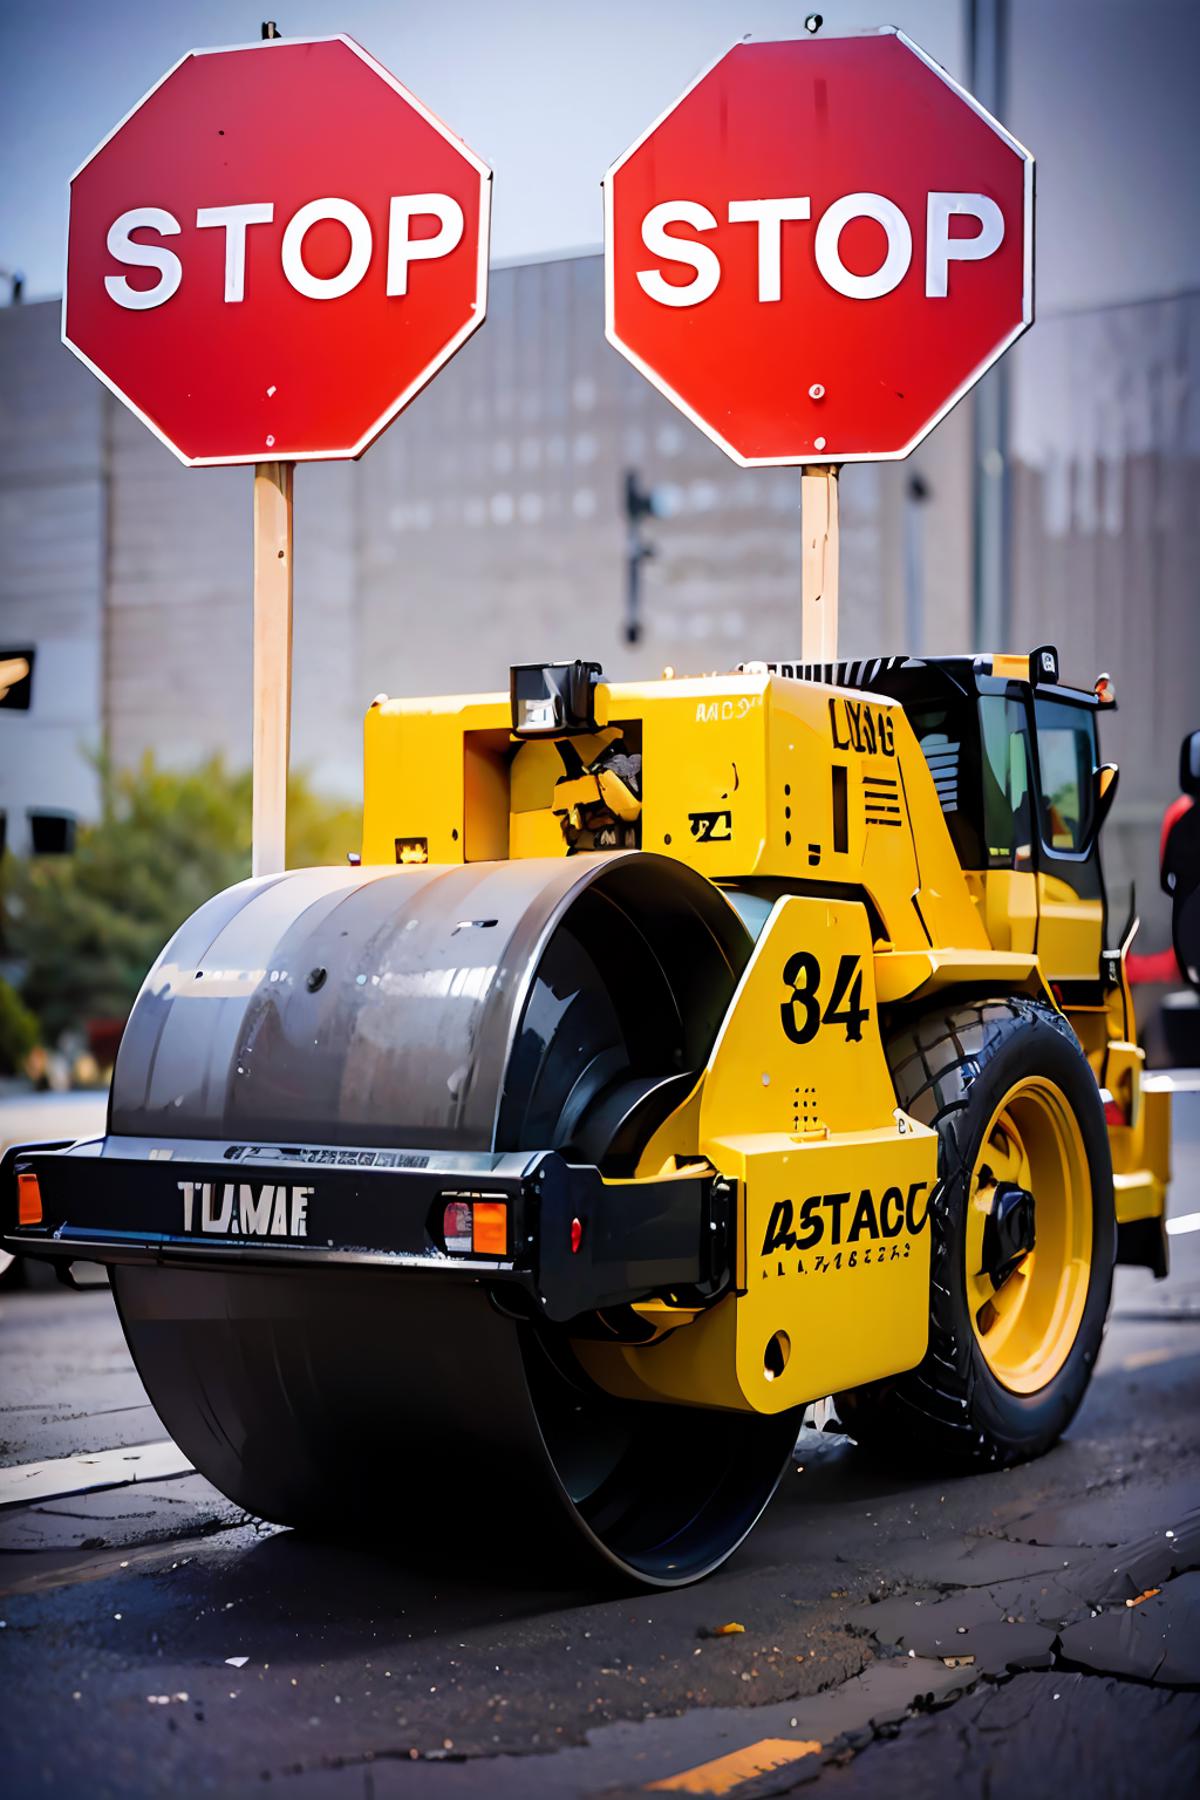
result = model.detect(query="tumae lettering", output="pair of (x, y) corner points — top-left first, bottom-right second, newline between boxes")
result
(760, 1181), (929, 1256)
(179, 1180), (311, 1238)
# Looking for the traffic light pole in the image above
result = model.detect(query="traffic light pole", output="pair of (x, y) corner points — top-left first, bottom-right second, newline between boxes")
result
(622, 469), (658, 646)
(252, 460), (294, 878)
(801, 463), (840, 663)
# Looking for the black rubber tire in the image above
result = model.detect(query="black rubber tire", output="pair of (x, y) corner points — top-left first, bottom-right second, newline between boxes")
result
(837, 996), (1115, 1470)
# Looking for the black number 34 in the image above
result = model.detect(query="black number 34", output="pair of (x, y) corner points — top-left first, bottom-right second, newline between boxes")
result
(780, 951), (869, 1044)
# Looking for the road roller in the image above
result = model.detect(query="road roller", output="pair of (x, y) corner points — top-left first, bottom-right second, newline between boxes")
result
(2, 649), (1172, 1586)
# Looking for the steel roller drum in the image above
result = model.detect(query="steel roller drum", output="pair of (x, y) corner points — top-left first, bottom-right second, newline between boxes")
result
(112, 853), (802, 1584)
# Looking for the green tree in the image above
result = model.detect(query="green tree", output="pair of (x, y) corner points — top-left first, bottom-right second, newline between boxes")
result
(5, 756), (359, 1045)
(0, 977), (39, 1075)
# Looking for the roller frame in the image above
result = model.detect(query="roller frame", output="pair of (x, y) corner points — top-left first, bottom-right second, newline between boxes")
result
(1, 1135), (733, 1326)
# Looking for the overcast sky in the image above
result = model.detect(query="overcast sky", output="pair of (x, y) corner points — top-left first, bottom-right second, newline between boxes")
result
(2, 0), (1197, 311)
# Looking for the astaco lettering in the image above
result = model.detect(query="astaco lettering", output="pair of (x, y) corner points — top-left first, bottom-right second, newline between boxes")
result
(761, 1181), (929, 1255)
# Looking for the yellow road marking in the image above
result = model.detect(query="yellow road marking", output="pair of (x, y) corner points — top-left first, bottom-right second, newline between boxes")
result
(0, 1534), (200, 1600)
(1122, 1346), (1175, 1372)
(647, 1737), (822, 1794)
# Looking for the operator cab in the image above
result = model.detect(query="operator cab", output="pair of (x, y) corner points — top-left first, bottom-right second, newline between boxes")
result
(764, 646), (1118, 990)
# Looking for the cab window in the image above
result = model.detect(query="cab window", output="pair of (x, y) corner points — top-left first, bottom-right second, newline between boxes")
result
(979, 696), (1034, 869)
(908, 697), (979, 867)
(1034, 699), (1097, 854)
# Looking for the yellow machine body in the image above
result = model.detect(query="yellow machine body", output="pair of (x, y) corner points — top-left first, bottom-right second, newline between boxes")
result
(576, 895), (938, 1415)
(364, 671), (993, 969)
(359, 660), (1168, 1416)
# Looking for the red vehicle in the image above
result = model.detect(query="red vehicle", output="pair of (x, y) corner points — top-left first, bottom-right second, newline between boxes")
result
(1157, 730), (1200, 1063)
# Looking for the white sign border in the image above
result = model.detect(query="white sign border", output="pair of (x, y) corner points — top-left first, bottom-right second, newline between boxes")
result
(61, 34), (492, 469)
(602, 25), (1035, 469)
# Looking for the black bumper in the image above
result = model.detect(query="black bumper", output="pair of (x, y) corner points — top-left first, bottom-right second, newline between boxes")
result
(1, 1135), (732, 1325)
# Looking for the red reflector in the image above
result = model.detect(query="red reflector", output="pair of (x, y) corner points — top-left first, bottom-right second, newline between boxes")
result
(570, 1216), (583, 1255)
(472, 1200), (507, 1257)
(442, 1198), (473, 1254)
(1104, 1100), (1128, 1128)
(17, 1171), (43, 1226)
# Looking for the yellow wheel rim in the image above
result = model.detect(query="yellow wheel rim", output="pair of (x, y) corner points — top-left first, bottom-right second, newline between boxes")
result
(966, 1077), (1092, 1395)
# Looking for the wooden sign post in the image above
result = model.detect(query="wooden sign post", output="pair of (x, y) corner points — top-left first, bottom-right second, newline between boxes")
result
(801, 465), (840, 664)
(251, 462), (294, 878)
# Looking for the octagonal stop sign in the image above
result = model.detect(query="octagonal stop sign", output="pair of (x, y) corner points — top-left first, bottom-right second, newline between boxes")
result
(604, 29), (1032, 465)
(64, 35), (490, 464)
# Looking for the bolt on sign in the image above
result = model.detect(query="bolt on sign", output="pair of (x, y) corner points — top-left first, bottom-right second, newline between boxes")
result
(603, 26), (1033, 660)
(62, 33), (491, 877)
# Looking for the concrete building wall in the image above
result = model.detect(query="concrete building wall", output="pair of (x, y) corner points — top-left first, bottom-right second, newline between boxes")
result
(358, 252), (972, 700)
(104, 407), (362, 797)
(1, 275), (1194, 954)
(1010, 291), (1200, 947)
(0, 301), (105, 855)
(104, 408), (245, 774)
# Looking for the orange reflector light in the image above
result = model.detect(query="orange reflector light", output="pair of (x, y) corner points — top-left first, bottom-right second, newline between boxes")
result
(17, 1170), (43, 1226)
(441, 1195), (508, 1257)
(472, 1200), (508, 1257)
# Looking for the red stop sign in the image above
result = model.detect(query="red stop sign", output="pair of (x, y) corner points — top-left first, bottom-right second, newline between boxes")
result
(604, 29), (1032, 466)
(63, 36), (491, 465)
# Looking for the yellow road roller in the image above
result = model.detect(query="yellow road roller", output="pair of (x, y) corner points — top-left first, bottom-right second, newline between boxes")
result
(3, 648), (1171, 1586)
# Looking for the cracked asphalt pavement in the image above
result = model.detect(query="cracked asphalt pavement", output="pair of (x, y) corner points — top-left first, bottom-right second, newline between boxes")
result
(1, 1096), (1197, 1798)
